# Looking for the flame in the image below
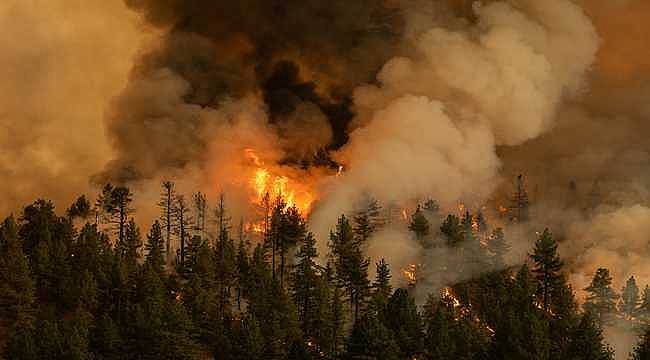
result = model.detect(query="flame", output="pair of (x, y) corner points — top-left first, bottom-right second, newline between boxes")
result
(245, 149), (315, 214)
(245, 222), (264, 233)
(441, 287), (461, 308)
(498, 205), (508, 216)
(402, 264), (417, 284)
(401, 209), (408, 221)
(457, 202), (466, 215)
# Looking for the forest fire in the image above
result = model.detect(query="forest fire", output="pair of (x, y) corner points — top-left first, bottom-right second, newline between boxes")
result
(403, 264), (418, 284)
(244, 148), (315, 215)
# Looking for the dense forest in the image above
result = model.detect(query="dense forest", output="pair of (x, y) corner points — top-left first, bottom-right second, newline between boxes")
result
(1, 182), (649, 360)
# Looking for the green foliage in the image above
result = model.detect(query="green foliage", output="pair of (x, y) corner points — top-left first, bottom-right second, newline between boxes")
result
(621, 276), (641, 319)
(330, 214), (370, 322)
(0, 216), (35, 328)
(144, 220), (166, 275)
(2, 194), (646, 360)
(440, 214), (464, 247)
(565, 312), (614, 360)
(584, 268), (619, 325)
(530, 229), (563, 311)
(345, 310), (401, 360)
(409, 205), (431, 247)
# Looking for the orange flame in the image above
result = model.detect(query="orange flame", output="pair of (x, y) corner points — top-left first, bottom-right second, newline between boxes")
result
(245, 148), (315, 214)
(402, 264), (417, 284)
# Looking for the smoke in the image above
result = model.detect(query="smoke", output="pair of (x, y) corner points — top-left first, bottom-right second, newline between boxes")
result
(310, 0), (598, 240)
(0, 0), (150, 216)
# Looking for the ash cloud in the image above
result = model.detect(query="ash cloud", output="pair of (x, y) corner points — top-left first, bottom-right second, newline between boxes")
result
(98, 0), (406, 182)
(0, 0), (149, 216)
(310, 0), (599, 239)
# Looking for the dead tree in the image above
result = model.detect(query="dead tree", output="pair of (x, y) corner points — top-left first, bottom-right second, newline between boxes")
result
(158, 181), (176, 262)
(173, 195), (193, 270)
(509, 174), (529, 223)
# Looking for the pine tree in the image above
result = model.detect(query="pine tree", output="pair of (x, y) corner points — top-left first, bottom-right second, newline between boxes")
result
(584, 268), (619, 325)
(530, 228), (563, 311)
(565, 312), (614, 360)
(193, 191), (207, 240)
(240, 314), (265, 359)
(372, 259), (392, 307)
(345, 310), (400, 360)
(620, 276), (640, 319)
(157, 181), (176, 263)
(639, 286), (650, 320)
(409, 205), (431, 247)
(173, 194), (192, 271)
(330, 214), (370, 322)
(290, 232), (321, 346)
(631, 327), (650, 360)
(488, 227), (509, 268)
(440, 214), (464, 247)
(353, 196), (382, 245)
(0, 217), (36, 328)
(117, 218), (142, 273)
(280, 205), (306, 286)
(144, 220), (166, 275)
(491, 264), (551, 360)
(385, 288), (423, 357)
(67, 195), (92, 220)
(102, 186), (134, 246)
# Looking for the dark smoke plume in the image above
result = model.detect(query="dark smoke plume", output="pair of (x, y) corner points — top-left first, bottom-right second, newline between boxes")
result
(98, 0), (406, 183)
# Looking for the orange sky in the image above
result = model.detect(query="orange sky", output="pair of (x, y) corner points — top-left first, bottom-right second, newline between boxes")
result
(579, 0), (650, 83)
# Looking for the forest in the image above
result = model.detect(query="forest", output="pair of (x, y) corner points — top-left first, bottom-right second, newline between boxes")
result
(0, 181), (649, 360)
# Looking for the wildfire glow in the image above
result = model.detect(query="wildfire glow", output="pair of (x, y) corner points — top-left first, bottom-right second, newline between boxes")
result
(403, 264), (417, 284)
(441, 287), (461, 308)
(245, 148), (315, 215)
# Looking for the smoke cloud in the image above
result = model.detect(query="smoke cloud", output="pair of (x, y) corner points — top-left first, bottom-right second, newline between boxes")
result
(0, 0), (150, 215)
(310, 0), (598, 240)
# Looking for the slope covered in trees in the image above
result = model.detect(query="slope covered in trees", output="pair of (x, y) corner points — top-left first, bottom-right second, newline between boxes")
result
(0, 185), (648, 360)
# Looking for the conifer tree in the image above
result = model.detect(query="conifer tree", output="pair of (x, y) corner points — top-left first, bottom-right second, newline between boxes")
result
(565, 312), (614, 360)
(372, 258), (392, 307)
(330, 214), (370, 322)
(620, 276), (640, 319)
(193, 191), (207, 240)
(639, 285), (650, 320)
(530, 228), (563, 311)
(440, 214), (464, 247)
(173, 194), (192, 271)
(103, 186), (134, 246)
(144, 220), (166, 275)
(117, 218), (142, 273)
(409, 205), (431, 247)
(631, 327), (650, 360)
(488, 227), (509, 268)
(67, 195), (92, 220)
(157, 181), (176, 262)
(345, 310), (400, 360)
(280, 205), (306, 286)
(353, 196), (382, 244)
(0, 217), (36, 328)
(385, 288), (423, 357)
(584, 268), (619, 324)
(290, 232), (321, 344)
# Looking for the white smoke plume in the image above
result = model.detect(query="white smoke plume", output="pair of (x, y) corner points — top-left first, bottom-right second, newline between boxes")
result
(310, 0), (599, 244)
